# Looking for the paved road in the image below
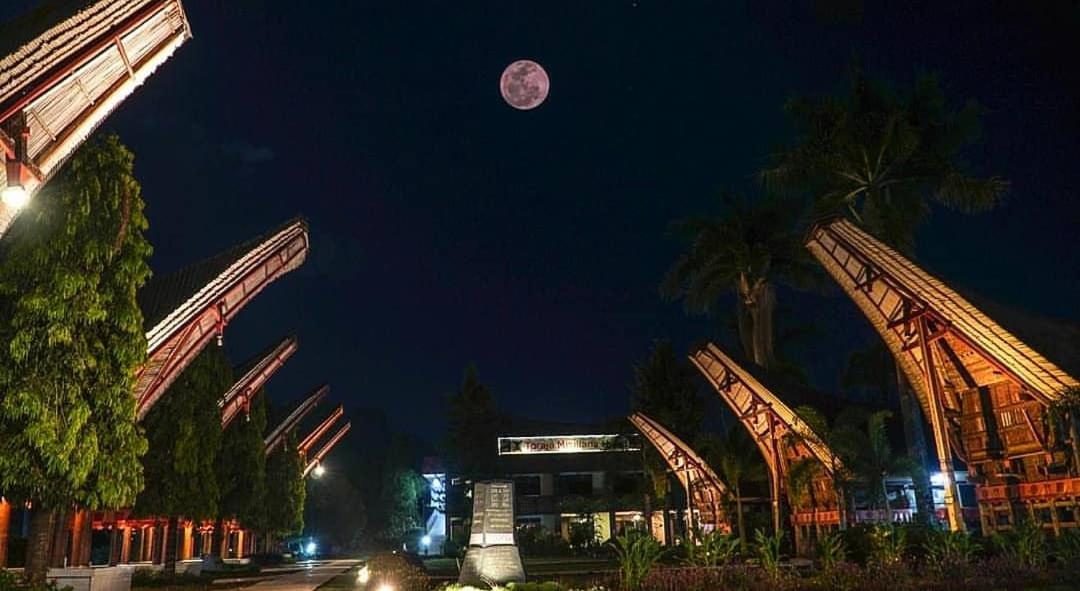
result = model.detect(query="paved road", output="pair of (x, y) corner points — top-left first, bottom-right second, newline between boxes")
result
(240, 560), (359, 591)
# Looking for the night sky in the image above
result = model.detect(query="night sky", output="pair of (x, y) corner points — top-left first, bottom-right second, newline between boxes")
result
(4, 1), (1078, 446)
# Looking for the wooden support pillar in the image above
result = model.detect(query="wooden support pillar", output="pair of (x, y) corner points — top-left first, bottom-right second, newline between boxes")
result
(68, 512), (84, 566)
(120, 527), (131, 563)
(0, 499), (10, 568)
(918, 319), (964, 532)
(181, 523), (194, 561)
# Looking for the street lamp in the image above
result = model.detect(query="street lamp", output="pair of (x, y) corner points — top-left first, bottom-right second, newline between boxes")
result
(313, 463), (326, 478)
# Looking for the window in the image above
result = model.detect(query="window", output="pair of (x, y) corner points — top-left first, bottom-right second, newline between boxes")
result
(556, 473), (594, 496)
(514, 475), (542, 496)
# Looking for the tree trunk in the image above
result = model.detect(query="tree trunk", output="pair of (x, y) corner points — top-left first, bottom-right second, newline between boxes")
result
(643, 493), (653, 536)
(734, 482), (746, 551)
(897, 368), (934, 525)
(742, 279), (777, 369)
(163, 516), (180, 575)
(881, 475), (891, 517)
(26, 506), (56, 585)
(1069, 410), (1080, 477)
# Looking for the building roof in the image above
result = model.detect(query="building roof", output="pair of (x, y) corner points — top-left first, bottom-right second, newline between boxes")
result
(805, 217), (1078, 406)
(220, 335), (298, 428)
(134, 218), (309, 419)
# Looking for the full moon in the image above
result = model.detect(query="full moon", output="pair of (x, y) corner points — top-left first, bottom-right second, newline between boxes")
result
(500, 60), (549, 110)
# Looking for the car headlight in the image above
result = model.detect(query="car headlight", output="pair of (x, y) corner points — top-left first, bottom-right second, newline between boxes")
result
(357, 566), (370, 585)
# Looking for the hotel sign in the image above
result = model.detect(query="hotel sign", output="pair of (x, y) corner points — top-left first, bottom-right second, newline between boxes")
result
(498, 434), (640, 455)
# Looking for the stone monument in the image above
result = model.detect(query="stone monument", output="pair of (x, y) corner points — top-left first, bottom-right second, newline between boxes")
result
(458, 480), (526, 586)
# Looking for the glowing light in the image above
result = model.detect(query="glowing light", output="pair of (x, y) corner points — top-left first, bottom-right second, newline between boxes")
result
(930, 472), (948, 487)
(376, 584), (395, 591)
(313, 464), (326, 478)
(431, 478), (442, 490)
(1, 184), (29, 209)
(357, 566), (370, 584)
(421, 535), (431, 547)
(305, 541), (317, 555)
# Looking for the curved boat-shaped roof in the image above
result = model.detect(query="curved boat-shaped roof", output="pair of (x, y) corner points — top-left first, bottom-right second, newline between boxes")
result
(220, 335), (298, 428)
(805, 217), (1078, 409)
(629, 412), (730, 531)
(264, 383), (329, 455)
(134, 218), (308, 419)
(303, 421), (351, 477)
(1, 0), (191, 235)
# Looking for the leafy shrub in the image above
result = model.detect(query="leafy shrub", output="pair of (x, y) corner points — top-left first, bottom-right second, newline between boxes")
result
(611, 531), (665, 591)
(682, 528), (740, 567)
(130, 570), (206, 587)
(0, 570), (72, 591)
(923, 529), (979, 575)
(1051, 528), (1080, 565)
(990, 521), (1047, 569)
(506, 582), (564, 591)
(753, 529), (783, 580)
(868, 523), (906, 567)
(365, 552), (429, 591)
(516, 524), (571, 557)
(815, 531), (846, 572)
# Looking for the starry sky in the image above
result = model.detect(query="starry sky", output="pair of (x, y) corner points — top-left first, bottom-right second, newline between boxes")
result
(4, 1), (1078, 447)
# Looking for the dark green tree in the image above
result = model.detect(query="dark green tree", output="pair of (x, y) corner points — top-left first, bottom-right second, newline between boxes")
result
(763, 66), (1008, 251)
(444, 365), (499, 480)
(0, 135), (152, 582)
(629, 339), (704, 540)
(265, 432), (306, 539)
(305, 469), (368, 552)
(136, 346), (230, 572)
(662, 193), (818, 369)
(216, 387), (269, 544)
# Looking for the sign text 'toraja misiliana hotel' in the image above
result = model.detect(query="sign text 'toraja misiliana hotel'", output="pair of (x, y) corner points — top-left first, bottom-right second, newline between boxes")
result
(497, 434), (640, 455)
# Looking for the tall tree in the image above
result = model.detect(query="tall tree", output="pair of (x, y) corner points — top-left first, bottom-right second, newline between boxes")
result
(444, 365), (499, 480)
(265, 432), (306, 541)
(305, 469), (368, 552)
(764, 66), (1006, 522)
(762, 66), (1008, 251)
(629, 339), (705, 539)
(788, 405), (865, 529)
(136, 346), (230, 572)
(662, 193), (818, 369)
(0, 135), (152, 583)
(216, 387), (269, 546)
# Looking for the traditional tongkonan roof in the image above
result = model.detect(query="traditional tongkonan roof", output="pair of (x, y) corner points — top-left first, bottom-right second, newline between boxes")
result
(805, 217), (1078, 411)
(264, 384), (329, 455)
(303, 421), (351, 477)
(220, 335), (298, 428)
(299, 405), (345, 456)
(629, 412), (730, 532)
(0, 0), (191, 235)
(134, 218), (309, 420)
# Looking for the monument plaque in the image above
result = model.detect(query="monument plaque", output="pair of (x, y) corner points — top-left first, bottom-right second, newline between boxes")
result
(458, 480), (526, 586)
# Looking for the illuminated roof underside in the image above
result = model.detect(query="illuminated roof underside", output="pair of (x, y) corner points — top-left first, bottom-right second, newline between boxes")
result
(134, 218), (309, 420)
(264, 384), (329, 455)
(805, 218), (1078, 414)
(220, 336), (298, 428)
(690, 343), (844, 520)
(629, 412), (730, 532)
(0, 0), (191, 234)
(299, 405), (345, 456)
(303, 421), (351, 477)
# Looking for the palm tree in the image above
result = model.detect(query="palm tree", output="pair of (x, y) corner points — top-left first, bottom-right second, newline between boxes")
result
(702, 427), (768, 549)
(848, 411), (911, 515)
(787, 457), (824, 542)
(662, 193), (819, 369)
(762, 66), (1008, 252)
(789, 405), (865, 528)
